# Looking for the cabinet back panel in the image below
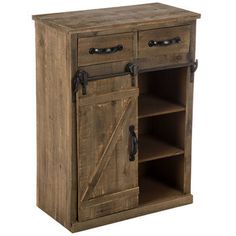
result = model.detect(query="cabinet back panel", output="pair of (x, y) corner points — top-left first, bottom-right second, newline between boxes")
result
(138, 112), (185, 149)
(139, 67), (187, 106)
(139, 155), (184, 193)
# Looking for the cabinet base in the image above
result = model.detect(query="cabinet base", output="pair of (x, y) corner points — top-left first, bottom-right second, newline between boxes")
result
(71, 194), (193, 232)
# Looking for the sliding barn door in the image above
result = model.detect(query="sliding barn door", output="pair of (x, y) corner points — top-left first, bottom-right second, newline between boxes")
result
(76, 74), (139, 221)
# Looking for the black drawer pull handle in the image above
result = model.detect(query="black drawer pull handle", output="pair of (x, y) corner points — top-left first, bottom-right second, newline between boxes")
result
(148, 37), (181, 47)
(89, 44), (123, 54)
(129, 125), (138, 161)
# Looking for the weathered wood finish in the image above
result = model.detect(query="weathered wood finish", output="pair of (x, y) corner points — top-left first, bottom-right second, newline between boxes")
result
(35, 22), (74, 228)
(77, 75), (139, 221)
(78, 61), (133, 77)
(33, 3), (200, 232)
(32, 3), (200, 34)
(78, 33), (134, 66)
(139, 25), (191, 57)
(71, 194), (193, 232)
(183, 22), (197, 194)
(69, 33), (79, 225)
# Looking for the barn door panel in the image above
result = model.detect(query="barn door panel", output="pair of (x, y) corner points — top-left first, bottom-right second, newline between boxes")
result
(76, 74), (139, 221)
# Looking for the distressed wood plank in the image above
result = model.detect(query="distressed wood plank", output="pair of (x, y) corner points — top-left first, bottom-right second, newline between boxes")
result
(81, 97), (136, 201)
(139, 25), (191, 57)
(33, 3), (200, 34)
(77, 72), (139, 221)
(72, 194), (193, 232)
(184, 22), (196, 193)
(78, 33), (134, 66)
(82, 187), (139, 207)
(79, 88), (138, 106)
(68, 33), (78, 224)
(35, 22), (73, 228)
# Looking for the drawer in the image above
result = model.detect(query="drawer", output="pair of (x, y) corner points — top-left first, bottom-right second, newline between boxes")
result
(78, 33), (134, 66)
(138, 25), (191, 68)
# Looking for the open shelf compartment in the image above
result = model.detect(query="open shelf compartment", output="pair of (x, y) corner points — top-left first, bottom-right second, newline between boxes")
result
(139, 155), (184, 205)
(137, 66), (188, 206)
(138, 112), (185, 163)
(138, 67), (187, 118)
(138, 135), (184, 163)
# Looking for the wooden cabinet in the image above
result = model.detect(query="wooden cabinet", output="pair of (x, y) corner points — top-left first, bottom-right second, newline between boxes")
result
(33, 3), (200, 232)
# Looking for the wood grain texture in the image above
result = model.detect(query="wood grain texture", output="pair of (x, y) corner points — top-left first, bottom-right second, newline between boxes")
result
(35, 22), (74, 228)
(139, 176), (183, 204)
(138, 95), (185, 118)
(138, 25), (191, 69)
(183, 22), (196, 194)
(82, 187), (139, 207)
(139, 25), (191, 57)
(138, 68), (187, 104)
(78, 61), (132, 77)
(77, 75), (139, 221)
(138, 53), (190, 71)
(69, 33), (79, 224)
(34, 4), (199, 232)
(80, 97), (136, 202)
(78, 33), (134, 66)
(138, 135), (184, 163)
(71, 194), (193, 232)
(32, 3), (200, 34)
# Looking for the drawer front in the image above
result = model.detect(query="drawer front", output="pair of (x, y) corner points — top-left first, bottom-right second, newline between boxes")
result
(138, 25), (191, 68)
(78, 33), (134, 66)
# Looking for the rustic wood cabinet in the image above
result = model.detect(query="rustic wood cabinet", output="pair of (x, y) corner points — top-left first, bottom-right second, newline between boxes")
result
(33, 3), (200, 232)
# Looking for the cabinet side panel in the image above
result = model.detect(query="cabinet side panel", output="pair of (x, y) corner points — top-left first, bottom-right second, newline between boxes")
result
(35, 22), (73, 228)
(184, 21), (196, 193)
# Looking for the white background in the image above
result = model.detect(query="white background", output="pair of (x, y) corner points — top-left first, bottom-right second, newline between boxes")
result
(0, 0), (235, 235)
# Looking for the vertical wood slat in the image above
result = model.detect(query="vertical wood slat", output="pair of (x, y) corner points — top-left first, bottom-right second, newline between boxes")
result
(35, 22), (74, 229)
(80, 96), (137, 201)
(68, 33), (79, 224)
(77, 75), (139, 221)
(184, 22), (196, 193)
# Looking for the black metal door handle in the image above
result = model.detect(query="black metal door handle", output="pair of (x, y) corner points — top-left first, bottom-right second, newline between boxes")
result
(148, 37), (181, 47)
(89, 44), (123, 54)
(129, 125), (138, 161)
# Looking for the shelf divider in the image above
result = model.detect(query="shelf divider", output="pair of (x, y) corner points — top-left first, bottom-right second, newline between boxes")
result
(138, 94), (185, 119)
(138, 134), (184, 163)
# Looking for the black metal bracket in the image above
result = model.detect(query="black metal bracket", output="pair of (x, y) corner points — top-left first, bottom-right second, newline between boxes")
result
(126, 63), (138, 86)
(72, 70), (89, 102)
(191, 59), (198, 73)
(190, 59), (198, 82)
(126, 63), (138, 77)
(72, 62), (139, 102)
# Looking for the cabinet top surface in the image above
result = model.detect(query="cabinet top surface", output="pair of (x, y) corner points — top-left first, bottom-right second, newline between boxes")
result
(32, 3), (200, 33)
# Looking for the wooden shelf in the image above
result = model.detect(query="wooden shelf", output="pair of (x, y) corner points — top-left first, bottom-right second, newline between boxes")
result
(138, 94), (185, 119)
(139, 176), (183, 205)
(138, 134), (184, 163)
